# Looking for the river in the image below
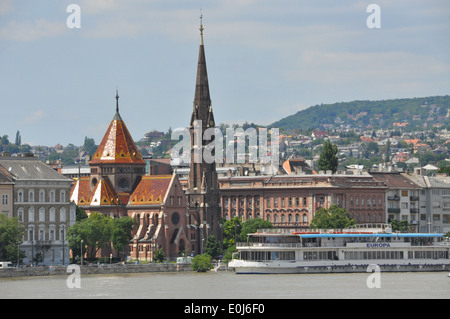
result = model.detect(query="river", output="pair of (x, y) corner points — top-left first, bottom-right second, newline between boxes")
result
(0, 270), (448, 299)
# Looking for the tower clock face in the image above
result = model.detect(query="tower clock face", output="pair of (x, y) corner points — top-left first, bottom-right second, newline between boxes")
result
(118, 178), (129, 189)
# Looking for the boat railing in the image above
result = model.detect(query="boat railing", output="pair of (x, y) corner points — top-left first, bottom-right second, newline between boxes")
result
(256, 224), (391, 235)
(236, 242), (303, 248)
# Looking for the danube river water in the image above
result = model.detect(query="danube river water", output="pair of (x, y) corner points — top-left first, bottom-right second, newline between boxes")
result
(0, 270), (448, 299)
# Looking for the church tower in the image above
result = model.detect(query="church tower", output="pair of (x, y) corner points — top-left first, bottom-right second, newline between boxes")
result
(187, 17), (222, 251)
(89, 91), (146, 195)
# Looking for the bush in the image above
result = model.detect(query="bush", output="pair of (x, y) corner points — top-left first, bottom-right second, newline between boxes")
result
(191, 254), (212, 272)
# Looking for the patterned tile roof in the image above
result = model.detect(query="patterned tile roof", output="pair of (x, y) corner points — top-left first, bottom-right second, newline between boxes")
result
(70, 176), (91, 206)
(89, 112), (145, 165)
(128, 175), (173, 206)
(90, 176), (122, 206)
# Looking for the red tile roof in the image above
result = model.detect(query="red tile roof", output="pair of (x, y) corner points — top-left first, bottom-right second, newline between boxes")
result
(128, 175), (173, 206)
(89, 113), (145, 165)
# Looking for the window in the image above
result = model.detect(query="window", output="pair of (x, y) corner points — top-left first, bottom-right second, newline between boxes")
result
(50, 190), (55, 202)
(18, 190), (24, 203)
(1, 194), (8, 205)
(18, 208), (24, 222)
(60, 208), (67, 222)
(39, 190), (45, 202)
(29, 190), (34, 202)
(28, 208), (35, 222)
(402, 190), (408, 197)
(60, 190), (66, 202)
(39, 207), (45, 222)
(49, 208), (56, 222)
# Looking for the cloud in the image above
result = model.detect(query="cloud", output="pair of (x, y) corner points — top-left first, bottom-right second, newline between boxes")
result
(21, 110), (45, 125)
(0, 19), (67, 42)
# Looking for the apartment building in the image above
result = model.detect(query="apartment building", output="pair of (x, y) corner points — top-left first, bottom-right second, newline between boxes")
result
(0, 154), (76, 265)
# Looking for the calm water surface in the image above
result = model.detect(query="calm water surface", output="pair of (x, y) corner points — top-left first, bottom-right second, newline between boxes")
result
(0, 271), (449, 299)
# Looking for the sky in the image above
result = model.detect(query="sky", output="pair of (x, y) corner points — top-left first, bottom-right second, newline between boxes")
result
(0, 0), (449, 147)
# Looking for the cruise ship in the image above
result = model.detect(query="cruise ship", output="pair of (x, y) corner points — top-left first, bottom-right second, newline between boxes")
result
(228, 225), (450, 274)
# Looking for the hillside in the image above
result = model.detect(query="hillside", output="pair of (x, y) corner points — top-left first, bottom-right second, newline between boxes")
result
(270, 95), (450, 132)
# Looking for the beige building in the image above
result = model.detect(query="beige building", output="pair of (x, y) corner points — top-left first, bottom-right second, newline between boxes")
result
(0, 154), (76, 265)
(0, 164), (14, 218)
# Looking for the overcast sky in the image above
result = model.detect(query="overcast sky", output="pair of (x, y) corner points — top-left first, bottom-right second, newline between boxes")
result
(0, 0), (449, 147)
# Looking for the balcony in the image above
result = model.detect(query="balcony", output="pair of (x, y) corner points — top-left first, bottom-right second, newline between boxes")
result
(387, 195), (400, 201)
(388, 208), (400, 213)
(410, 208), (419, 214)
(410, 196), (419, 201)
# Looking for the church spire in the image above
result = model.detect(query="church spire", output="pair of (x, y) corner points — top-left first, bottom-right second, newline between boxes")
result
(191, 12), (213, 127)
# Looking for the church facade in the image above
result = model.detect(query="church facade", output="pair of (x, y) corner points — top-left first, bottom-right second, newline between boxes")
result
(70, 22), (219, 261)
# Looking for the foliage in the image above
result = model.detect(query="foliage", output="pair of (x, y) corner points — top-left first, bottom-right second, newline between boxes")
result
(109, 216), (136, 254)
(222, 217), (242, 250)
(390, 220), (411, 232)
(318, 140), (338, 173)
(154, 248), (165, 263)
(270, 96), (450, 132)
(239, 218), (273, 242)
(222, 246), (237, 263)
(83, 136), (97, 155)
(191, 253), (212, 272)
(204, 234), (222, 259)
(0, 215), (25, 262)
(310, 205), (355, 229)
(67, 212), (135, 261)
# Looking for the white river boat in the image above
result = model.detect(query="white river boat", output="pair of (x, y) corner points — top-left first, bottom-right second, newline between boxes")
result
(228, 225), (450, 274)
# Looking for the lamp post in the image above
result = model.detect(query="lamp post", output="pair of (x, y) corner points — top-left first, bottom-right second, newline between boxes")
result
(80, 239), (84, 266)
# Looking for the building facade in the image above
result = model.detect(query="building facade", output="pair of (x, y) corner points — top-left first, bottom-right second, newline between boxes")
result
(218, 172), (387, 229)
(0, 164), (14, 218)
(0, 154), (76, 265)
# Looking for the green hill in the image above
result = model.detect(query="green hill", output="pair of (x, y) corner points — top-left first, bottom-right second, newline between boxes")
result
(270, 95), (450, 132)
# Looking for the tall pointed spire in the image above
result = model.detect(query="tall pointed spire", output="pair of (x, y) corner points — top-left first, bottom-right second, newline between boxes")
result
(191, 12), (213, 128)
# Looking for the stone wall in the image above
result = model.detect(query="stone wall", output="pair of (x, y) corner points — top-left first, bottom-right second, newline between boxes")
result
(0, 263), (193, 278)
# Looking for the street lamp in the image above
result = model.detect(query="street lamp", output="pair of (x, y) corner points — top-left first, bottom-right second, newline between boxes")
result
(80, 239), (84, 266)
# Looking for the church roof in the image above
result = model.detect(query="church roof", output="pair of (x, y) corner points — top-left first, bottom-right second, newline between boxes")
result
(89, 176), (122, 206)
(89, 92), (146, 165)
(70, 176), (91, 206)
(128, 175), (173, 206)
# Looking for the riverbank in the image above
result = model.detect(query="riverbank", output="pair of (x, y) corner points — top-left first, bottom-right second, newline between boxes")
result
(0, 263), (193, 278)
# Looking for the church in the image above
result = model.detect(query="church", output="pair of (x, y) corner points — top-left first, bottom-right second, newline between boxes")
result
(70, 21), (222, 261)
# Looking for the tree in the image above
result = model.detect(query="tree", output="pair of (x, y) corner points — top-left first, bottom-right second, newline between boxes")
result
(15, 131), (21, 146)
(109, 217), (135, 260)
(318, 140), (338, 173)
(204, 234), (221, 259)
(222, 217), (242, 250)
(0, 215), (25, 262)
(83, 137), (97, 156)
(310, 205), (355, 229)
(154, 248), (165, 263)
(239, 218), (272, 242)
(390, 220), (411, 232)
(191, 253), (212, 272)
(67, 212), (111, 261)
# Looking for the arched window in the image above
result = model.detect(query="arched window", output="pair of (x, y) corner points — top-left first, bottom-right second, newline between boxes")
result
(60, 207), (67, 222)
(60, 190), (66, 202)
(39, 189), (45, 203)
(39, 207), (45, 222)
